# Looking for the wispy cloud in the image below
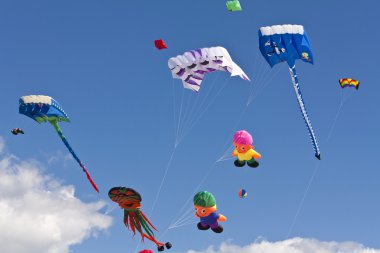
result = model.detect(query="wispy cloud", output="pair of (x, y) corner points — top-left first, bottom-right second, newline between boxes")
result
(0, 141), (112, 253)
(47, 150), (73, 166)
(186, 238), (380, 253)
(0, 136), (5, 154)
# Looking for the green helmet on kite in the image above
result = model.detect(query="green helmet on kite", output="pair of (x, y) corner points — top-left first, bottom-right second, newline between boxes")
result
(108, 187), (172, 252)
(18, 95), (99, 192)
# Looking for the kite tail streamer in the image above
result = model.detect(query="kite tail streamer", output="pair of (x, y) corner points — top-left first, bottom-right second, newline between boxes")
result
(50, 120), (99, 192)
(289, 65), (321, 160)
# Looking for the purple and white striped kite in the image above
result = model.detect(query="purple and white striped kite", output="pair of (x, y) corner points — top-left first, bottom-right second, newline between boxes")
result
(168, 46), (250, 92)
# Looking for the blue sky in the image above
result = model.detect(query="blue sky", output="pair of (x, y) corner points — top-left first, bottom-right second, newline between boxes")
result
(0, 1), (379, 253)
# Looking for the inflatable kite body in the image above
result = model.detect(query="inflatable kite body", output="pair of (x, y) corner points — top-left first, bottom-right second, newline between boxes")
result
(259, 24), (321, 159)
(226, 0), (242, 11)
(232, 130), (261, 167)
(155, 39), (167, 50)
(19, 95), (99, 192)
(193, 191), (227, 233)
(168, 46), (249, 92)
(339, 78), (359, 90)
(108, 187), (172, 252)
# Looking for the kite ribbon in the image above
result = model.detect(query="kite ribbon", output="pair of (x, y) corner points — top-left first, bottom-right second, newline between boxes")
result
(289, 65), (321, 160)
(50, 120), (99, 192)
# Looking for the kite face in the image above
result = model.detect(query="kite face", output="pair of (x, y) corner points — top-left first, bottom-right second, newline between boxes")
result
(194, 205), (217, 217)
(339, 78), (359, 89)
(19, 95), (69, 123)
(155, 39), (167, 50)
(168, 46), (249, 92)
(258, 24), (313, 67)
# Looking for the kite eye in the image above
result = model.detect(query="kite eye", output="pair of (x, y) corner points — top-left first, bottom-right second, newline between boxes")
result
(241, 147), (245, 150)
(235, 145), (238, 149)
(201, 209), (206, 214)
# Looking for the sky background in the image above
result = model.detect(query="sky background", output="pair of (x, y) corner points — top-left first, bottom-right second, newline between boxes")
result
(0, 0), (379, 253)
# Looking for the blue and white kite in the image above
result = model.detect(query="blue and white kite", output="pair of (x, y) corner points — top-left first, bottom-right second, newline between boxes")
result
(258, 24), (321, 159)
(19, 95), (99, 192)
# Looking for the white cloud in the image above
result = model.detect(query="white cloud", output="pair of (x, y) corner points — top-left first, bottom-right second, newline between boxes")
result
(186, 238), (380, 253)
(0, 136), (5, 154)
(0, 147), (112, 253)
(47, 150), (73, 166)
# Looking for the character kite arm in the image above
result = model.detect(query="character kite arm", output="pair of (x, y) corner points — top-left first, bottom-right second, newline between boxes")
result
(218, 214), (227, 222)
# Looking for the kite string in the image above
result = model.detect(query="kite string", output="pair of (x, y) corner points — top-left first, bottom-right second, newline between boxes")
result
(247, 64), (281, 106)
(326, 101), (344, 143)
(132, 147), (177, 253)
(286, 161), (320, 237)
(175, 88), (185, 146)
(286, 88), (350, 236)
(168, 68), (275, 226)
(177, 72), (222, 143)
(148, 147), (177, 217)
(167, 104), (250, 232)
(177, 77), (231, 144)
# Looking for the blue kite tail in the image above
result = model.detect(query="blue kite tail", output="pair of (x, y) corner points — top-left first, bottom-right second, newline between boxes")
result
(289, 65), (321, 160)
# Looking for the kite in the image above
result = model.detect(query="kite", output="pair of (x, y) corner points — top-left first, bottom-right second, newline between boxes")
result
(108, 187), (172, 252)
(238, 189), (247, 198)
(194, 191), (227, 233)
(232, 130), (261, 167)
(139, 250), (153, 253)
(339, 78), (359, 90)
(19, 95), (99, 192)
(11, 128), (24, 135)
(155, 39), (168, 50)
(259, 24), (321, 159)
(226, 0), (242, 11)
(168, 46), (250, 92)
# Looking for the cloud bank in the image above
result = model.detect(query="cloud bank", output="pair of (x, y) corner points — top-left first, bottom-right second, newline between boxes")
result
(186, 237), (380, 253)
(0, 137), (112, 253)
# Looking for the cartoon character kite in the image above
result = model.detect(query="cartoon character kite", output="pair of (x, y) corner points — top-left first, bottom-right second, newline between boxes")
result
(194, 191), (227, 233)
(232, 130), (261, 167)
